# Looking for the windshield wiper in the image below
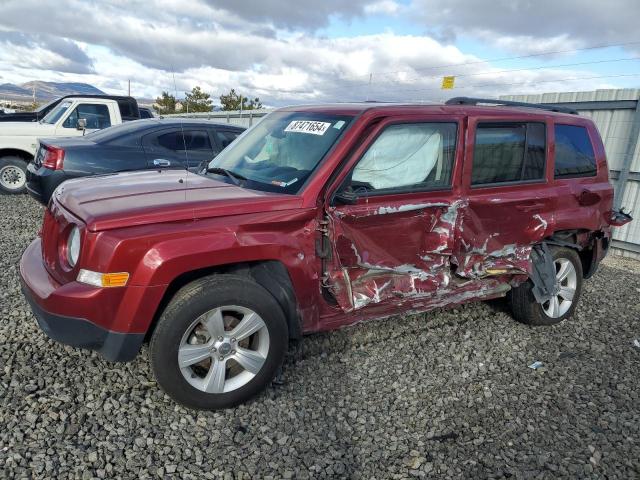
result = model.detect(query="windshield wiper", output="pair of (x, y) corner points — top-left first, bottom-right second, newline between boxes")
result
(205, 167), (246, 186)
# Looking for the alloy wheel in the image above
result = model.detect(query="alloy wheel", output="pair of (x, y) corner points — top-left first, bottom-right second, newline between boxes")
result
(542, 258), (577, 318)
(178, 305), (270, 394)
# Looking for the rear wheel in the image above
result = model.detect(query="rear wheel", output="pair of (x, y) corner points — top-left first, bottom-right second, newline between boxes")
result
(0, 156), (28, 194)
(150, 274), (288, 410)
(510, 247), (583, 326)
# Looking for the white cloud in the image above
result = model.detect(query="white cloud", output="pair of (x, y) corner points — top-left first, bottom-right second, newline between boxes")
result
(408, 0), (640, 55)
(0, 0), (637, 105)
(365, 1), (401, 15)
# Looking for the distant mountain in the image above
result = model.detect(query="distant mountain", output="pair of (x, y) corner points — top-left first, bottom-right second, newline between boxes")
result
(0, 81), (105, 103)
(0, 83), (31, 97)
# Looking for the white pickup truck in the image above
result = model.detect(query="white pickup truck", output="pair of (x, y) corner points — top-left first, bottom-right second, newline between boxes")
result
(0, 96), (138, 194)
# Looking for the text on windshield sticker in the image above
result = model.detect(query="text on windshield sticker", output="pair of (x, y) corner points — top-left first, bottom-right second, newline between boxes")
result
(284, 120), (331, 135)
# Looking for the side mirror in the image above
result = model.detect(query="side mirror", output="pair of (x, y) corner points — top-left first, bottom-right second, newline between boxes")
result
(76, 118), (87, 130)
(333, 186), (358, 205)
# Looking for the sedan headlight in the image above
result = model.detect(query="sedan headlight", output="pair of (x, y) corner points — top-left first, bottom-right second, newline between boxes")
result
(67, 226), (81, 267)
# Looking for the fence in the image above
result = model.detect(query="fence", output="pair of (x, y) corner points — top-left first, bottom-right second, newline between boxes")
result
(168, 109), (271, 128)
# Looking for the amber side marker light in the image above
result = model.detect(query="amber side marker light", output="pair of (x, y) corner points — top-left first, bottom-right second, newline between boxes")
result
(77, 269), (130, 288)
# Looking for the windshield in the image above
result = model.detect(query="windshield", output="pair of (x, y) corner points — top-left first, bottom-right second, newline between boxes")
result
(205, 111), (353, 194)
(36, 98), (58, 114)
(41, 101), (72, 124)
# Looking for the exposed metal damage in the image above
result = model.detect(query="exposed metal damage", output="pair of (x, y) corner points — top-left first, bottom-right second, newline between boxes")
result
(325, 199), (560, 312)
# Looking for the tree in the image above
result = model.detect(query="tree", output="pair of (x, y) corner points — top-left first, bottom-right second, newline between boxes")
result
(153, 91), (177, 115)
(219, 89), (263, 111)
(184, 86), (213, 113)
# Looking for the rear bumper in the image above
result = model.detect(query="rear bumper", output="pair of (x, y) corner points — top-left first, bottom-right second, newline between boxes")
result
(26, 162), (68, 205)
(19, 238), (164, 362)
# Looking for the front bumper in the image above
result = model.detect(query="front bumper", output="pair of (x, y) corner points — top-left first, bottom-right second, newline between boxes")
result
(21, 286), (144, 362)
(19, 238), (157, 362)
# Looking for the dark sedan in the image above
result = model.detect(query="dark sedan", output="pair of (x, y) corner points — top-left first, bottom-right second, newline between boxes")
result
(26, 118), (244, 204)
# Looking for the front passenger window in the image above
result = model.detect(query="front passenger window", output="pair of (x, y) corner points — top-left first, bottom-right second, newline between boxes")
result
(350, 122), (457, 192)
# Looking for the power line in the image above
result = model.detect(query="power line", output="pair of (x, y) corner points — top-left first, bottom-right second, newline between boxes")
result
(321, 56), (640, 94)
(239, 41), (640, 99)
(374, 72), (640, 98)
(336, 40), (640, 83)
(250, 57), (640, 98)
(273, 40), (640, 95)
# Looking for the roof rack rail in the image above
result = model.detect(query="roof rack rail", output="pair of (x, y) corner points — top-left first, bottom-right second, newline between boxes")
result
(445, 97), (579, 115)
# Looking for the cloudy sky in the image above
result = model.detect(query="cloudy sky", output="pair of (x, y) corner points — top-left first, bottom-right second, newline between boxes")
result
(0, 0), (639, 105)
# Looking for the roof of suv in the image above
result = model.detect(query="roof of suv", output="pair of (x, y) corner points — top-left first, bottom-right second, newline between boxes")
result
(278, 102), (582, 120)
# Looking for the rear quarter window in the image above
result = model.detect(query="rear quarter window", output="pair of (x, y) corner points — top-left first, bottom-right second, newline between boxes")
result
(554, 124), (597, 178)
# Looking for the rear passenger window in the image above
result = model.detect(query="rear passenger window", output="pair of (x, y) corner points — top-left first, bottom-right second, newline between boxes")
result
(157, 130), (212, 151)
(216, 130), (241, 149)
(554, 125), (596, 178)
(472, 123), (546, 185)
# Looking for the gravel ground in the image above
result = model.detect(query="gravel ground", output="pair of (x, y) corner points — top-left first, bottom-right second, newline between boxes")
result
(1, 195), (639, 480)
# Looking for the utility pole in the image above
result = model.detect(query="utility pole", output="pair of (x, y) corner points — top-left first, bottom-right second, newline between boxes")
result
(128, 79), (131, 96)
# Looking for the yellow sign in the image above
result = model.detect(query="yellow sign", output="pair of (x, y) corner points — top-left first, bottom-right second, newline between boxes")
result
(441, 76), (455, 89)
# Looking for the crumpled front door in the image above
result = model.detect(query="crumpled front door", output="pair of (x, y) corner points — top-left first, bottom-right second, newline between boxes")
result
(325, 196), (463, 311)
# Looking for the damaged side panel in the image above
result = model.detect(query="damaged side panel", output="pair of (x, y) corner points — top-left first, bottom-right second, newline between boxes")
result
(324, 199), (531, 312)
(325, 194), (563, 314)
(326, 201), (462, 311)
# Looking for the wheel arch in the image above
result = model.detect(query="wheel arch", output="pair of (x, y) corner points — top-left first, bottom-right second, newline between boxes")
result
(545, 229), (607, 279)
(145, 259), (302, 342)
(0, 148), (34, 161)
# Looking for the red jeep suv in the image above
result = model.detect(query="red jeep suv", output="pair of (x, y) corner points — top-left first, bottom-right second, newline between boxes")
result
(20, 98), (632, 409)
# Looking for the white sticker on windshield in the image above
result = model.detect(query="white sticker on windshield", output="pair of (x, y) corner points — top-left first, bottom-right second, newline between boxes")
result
(333, 120), (345, 129)
(285, 120), (331, 136)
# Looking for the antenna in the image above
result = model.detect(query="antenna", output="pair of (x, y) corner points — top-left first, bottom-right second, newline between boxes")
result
(170, 68), (189, 197)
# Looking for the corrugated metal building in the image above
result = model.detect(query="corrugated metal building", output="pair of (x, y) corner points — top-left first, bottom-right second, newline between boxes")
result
(502, 89), (640, 258)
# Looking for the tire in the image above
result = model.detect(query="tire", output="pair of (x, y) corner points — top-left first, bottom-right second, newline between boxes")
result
(510, 246), (583, 326)
(150, 274), (289, 410)
(0, 156), (28, 194)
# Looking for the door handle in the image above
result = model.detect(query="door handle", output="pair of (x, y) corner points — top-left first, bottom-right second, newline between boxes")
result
(515, 202), (544, 212)
(153, 158), (171, 167)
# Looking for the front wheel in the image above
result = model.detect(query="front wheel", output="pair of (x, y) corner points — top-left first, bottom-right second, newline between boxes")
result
(0, 156), (28, 194)
(150, 274), (288, 410)
(510, 246), (583, 326)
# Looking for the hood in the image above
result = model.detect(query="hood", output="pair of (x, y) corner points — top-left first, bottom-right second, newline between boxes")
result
(0, 121), (56, 136)
(54, 170), (303, 232)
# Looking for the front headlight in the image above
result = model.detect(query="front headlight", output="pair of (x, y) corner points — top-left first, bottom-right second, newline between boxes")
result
(67, 226), (81, 267)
